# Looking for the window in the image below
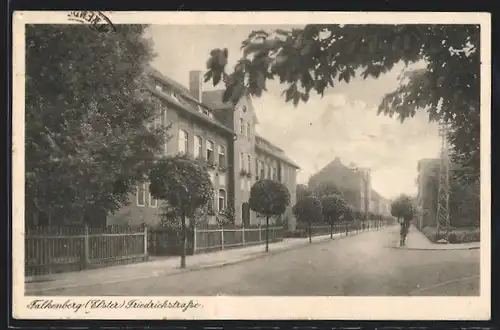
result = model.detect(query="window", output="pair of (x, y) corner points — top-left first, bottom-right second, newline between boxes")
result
(246, 123), (251, 140)
(136, 183), (146, 207)
(162, 109), (168, 155)
(206, 140), (214, 163)
(272, 167), (277, 180)
(240, 118), (245, 135)
(194, 135), (202, 158)
(218, 145), (226, 166)
(153, 113), (162, 130)
(247, 155), (252, 174)
(178, 129), (188, 154)
(218, 189), (226, 211)
(240, 153), (245, 171)
(259, 161), (265, 179)
(255, 160), (259, 179)
(212, 189), (218, 212)
(266, 164), (271, 179)
(149, 184), (157, 208)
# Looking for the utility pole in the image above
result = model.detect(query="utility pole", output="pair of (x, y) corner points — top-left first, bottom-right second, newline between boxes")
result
(436, 123), (451, 242)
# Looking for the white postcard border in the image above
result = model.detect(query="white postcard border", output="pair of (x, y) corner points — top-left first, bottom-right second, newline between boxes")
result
(12, 11), (491, 320)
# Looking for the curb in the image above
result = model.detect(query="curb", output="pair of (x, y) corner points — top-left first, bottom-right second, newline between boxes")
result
(391, 246), (480, 251)
(26, 229), (383, 294)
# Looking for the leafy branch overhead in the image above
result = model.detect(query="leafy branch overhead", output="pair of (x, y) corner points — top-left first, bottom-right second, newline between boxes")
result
(205, 25), (480, 183)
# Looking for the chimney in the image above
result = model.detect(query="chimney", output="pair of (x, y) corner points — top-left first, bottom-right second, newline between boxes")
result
(189, 70), (203, 102)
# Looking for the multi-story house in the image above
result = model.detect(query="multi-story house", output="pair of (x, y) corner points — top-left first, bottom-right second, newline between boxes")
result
(107, 69), (300, 230)
(308, 157), (387, 218)
(254, 135), (299, 230)
(201, 78), (300, 231)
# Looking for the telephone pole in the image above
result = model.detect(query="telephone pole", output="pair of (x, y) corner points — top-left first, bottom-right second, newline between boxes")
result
(436, 123), (451, 242)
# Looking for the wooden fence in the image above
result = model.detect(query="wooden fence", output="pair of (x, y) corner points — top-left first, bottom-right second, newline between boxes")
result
(194, 226), (284, 253)
(148, 226), (284, 256)
(25, 225), (148, 277)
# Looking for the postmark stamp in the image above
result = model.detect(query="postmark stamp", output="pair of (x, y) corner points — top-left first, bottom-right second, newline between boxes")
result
(67, 11), (116, 33)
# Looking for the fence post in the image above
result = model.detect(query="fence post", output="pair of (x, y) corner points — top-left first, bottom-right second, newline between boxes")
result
(82, 224), (89, 270)
(221, 227), (224, 250)
(143, 225), (149, 261)
(242, 227), (245, 246)
(193, 227), (197, 255)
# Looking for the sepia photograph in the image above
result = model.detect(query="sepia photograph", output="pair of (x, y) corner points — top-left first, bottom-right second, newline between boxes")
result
(12, 11), (490, 320)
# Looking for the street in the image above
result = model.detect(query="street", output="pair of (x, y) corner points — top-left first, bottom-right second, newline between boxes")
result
(40, 226), (480, 296)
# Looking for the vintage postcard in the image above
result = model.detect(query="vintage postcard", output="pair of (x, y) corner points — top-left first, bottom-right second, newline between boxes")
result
(12, 11), (491, 320)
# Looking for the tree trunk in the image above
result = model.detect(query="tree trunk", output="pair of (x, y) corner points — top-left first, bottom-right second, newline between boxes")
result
(330, 219), (333, 239)
(180, 214), (187, 269)
(265, 216), (269, 252)
(308, 222), (312, 243)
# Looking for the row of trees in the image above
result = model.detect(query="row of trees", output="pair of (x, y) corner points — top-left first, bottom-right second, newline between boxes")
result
(149, 154), (293, 268)
(147, 156), (390, 268)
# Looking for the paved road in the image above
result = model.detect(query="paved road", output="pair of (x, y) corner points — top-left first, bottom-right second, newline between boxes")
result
(42, 226), (480, 296)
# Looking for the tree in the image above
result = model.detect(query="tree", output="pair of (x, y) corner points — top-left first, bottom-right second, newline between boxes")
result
(25, 25), (168, 226)
(320, 194), (348, 238)
(205, 24), (480, 184)
(293, 196), (323, 243)
(249, 180), (291, 252)
(343, 205), (355, 235)
(296, 184), (312, 201)
(391, 194), (417, 246)
(149, 154), (213, 268)
(391, 194), (417, 227)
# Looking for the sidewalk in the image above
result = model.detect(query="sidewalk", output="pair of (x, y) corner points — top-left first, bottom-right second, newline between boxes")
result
(397, 225), (480, 250)
(26, 227), (377, 295)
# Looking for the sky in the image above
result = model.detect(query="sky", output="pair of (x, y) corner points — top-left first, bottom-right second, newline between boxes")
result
(146, 25), (441, 199)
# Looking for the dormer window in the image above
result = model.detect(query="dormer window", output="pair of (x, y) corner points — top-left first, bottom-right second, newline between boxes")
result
(242, 105), (247, 112)
(197, 105), (203, 113)
(155, 85), (163, 92)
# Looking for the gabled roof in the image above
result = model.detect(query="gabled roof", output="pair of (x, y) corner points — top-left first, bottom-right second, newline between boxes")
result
(147, 72), (234, 136)
(202, 90), (230, 110)
(203, 90), (259, 124)
(255, 134), (300, 169)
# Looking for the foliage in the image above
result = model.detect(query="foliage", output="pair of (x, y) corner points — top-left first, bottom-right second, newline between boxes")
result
(292, 196), (323, 224)
(296, 184), (312, 201)
(426, 166), (480, 228)
(390, 194), (417, 221)
(343, 205), (355, 222)
(320, 194), (348, 223)
(216, 205), (236, 227)
(149, 154), (214, 220)
(249, 180), (291, 217)
(421, 226), (480, 244)
(25, 24), (169, 224)
(205, 24), (480, 183)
